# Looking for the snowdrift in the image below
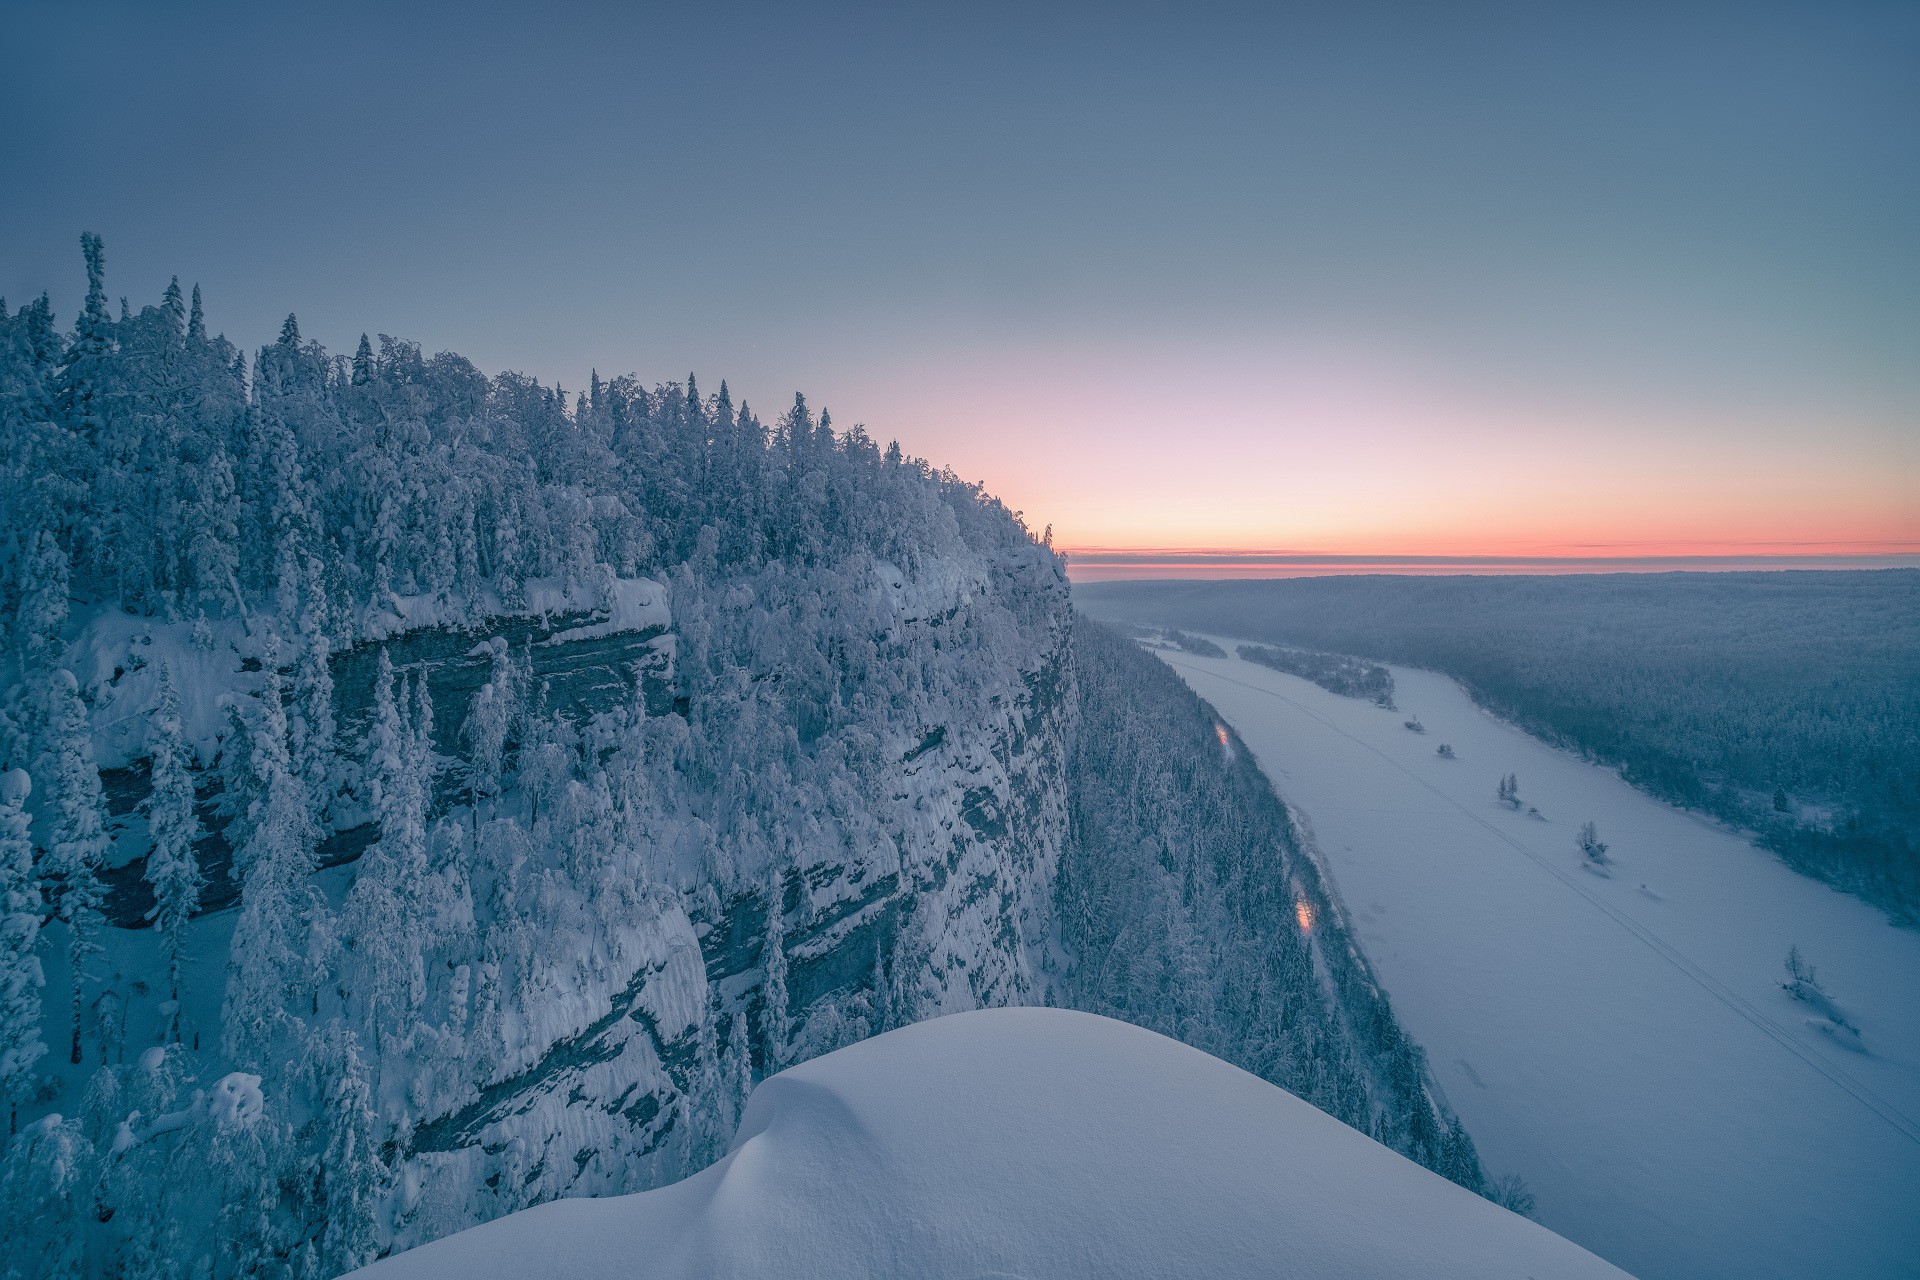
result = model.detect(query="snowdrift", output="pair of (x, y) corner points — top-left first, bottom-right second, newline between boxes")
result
(354, 1008), (1627, 1279)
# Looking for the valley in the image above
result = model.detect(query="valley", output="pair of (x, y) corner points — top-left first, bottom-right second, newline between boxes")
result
(1151, 640), (1920, 1280)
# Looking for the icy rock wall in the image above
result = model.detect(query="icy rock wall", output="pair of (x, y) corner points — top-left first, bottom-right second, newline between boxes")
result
(386, 558), (1075, 1248)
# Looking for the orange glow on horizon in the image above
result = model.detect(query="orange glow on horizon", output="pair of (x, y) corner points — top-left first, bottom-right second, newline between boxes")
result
(824, 333), (1918, 574)
(1058, 538), (1920, 559)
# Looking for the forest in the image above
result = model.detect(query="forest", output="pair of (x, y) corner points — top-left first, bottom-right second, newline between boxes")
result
(0, 239), (1484, 1277)
(1236, 643), (1396, 707)
(1078, 573), (1920, 924)
(1059, 619), (1502, 1203)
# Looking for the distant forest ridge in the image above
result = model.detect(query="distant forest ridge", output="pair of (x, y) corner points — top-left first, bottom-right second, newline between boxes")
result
(1076, 572), (1920, 924)
(1063, 552), (1920, 581)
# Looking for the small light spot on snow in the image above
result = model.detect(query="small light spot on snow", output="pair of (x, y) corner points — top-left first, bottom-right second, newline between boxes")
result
(1295, 901), (1315, 933)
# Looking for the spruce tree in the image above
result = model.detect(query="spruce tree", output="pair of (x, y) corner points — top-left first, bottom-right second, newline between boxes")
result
(689, 998), (724, 1162)
(726, 1011), (754, 1130)
(311, 1025), (386, 1273)
(345, 653), (430, 1058)
(290, 568), (337, 830)
(463, 680), (508, 806)
(0, 768), (46, 1131)
(366, 649), (406, 830)
(223, 637), (317, 1066)
(762, 871), (790, 1069)
(143, 665), (203, 1017)
(44, 669), (110, 1065)
(186, 442), (241, 614)
(15, 530), (69, 675)
(56, 232), (113, 448)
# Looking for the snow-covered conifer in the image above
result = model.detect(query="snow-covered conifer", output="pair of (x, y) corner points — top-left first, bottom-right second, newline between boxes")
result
(1577, 820), (1609, 867)
(413, 663), (437, 779)
(187, 282), (207, 344)
(346, 656), (432, 1059)
(725, 1011), (754, 1128)
(366, 649), (406, 828)
(0, 1112), (96, 1276)
(143, 666), (203, 1016)
(310, 1025), (387, 1273)
(290, 567), (337, 829)
(223, 639), (318, 1066)
(44, 669), (110, 1065)
(0, 768), (45, 1128)
(871, 942), (895, 1036)
(688, 998), (724, 1163)
(762, 873), (790, 1069)
(464, 680), (508, 805)
(186, 443), (242, 613)
(206, 1072), (285, 1280)
(56, 232), (113, 446)
(14, 530), (69, 674)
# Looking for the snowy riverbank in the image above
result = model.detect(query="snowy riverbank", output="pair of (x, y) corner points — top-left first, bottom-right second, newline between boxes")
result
(1155, 642), (1920, 1280)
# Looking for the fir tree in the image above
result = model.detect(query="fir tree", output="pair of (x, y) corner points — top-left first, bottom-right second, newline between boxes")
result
(0, 768), (45, 1131)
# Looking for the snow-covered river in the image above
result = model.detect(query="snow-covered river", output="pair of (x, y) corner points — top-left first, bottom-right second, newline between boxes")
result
(1155, 643), (1920, 1280)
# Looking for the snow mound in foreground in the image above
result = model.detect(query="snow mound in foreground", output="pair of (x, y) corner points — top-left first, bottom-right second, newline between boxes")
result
(356, 1008), (1629, 1279)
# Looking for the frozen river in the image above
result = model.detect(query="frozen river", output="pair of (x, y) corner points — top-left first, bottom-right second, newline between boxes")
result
(1154, 642), (1920, 1280)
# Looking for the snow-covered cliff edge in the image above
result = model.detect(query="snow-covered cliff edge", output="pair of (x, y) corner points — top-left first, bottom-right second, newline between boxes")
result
(354, 1009), (1628, 1280)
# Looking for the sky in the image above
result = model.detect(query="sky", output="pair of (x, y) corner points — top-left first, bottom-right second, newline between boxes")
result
(3, 1), (1916, 568)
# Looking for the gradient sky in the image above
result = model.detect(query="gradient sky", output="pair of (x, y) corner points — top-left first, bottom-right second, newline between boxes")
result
(4, 1), (1916, 557)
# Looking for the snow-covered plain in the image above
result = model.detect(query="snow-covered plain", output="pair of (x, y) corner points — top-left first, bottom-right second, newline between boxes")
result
(1154, 643), (1920, 1280)
(351, 1007), (1625, 1280)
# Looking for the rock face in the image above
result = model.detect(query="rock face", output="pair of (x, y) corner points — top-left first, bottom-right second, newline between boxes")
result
(57, 550), (1076, 1258)
(349, 560), (1074, 1250)
(354, 1009), (1631, 1280)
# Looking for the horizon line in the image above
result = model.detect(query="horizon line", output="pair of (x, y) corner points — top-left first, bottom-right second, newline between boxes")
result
(1057, 541), (1920, 562)
(1061, 549), (1920, 582)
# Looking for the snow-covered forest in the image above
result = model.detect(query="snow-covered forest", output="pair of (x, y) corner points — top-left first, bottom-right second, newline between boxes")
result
(1060, 622), (1488, 1193)
(1235, 643), (1396, 707)
(1079, 575), (1920, 923)
(0, 240), (1478, 1278)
